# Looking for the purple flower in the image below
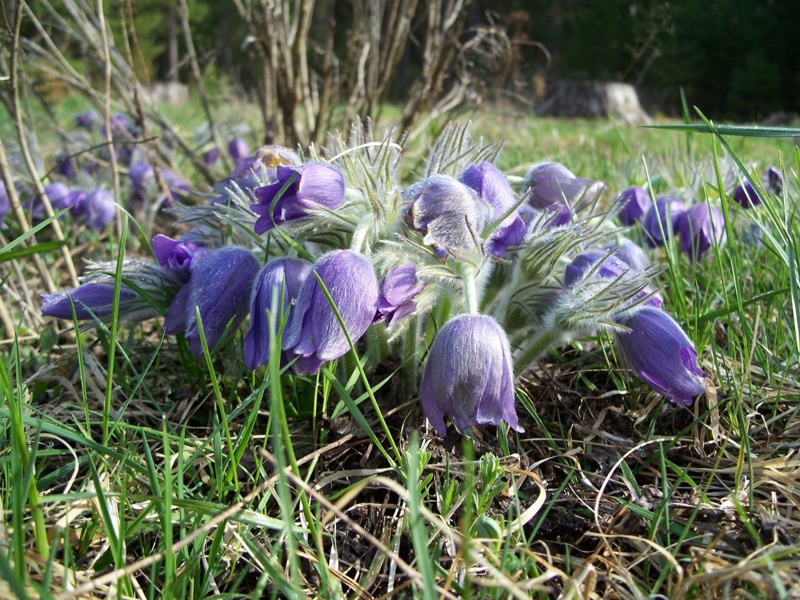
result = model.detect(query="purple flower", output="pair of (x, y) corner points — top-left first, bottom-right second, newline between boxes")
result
(75, 110), (101, 130)
(421, 314), (521, 436)
(165, 246), (259, 356)
(375, 263), (425, 326)
(251, 163), (345, 233)
(282, 250), (379, 375)
(614, 307), (706, 407)
(764, 166), (783, 194)
(103, 113), (136, 138)
(604, 238), (650, 273)
(677, 205), (726, 262)
(459, 162), (527, 257)
(403, 175), (489, 256)
(546, 203), (572, 227)
(228, 138), (250, 164)
(151, 234), (207, 281)
(616, 186), (652, 226)
(641, 195), (686, 247)
(30, 183), (73, 218)
(129, 162), (155, 190)
(72, 189), (116, 230)
(203, 148), (220, 167)
(41, 281), (156, 322)
(55, 150), (76, 180)
(564, 249), (661, 308)
(732, 181), (760, 208)
(243, 258), (313, 370)
(231, 145), (301, 179)
(0, 181), (10, 228)
(523, 161), (606, 210)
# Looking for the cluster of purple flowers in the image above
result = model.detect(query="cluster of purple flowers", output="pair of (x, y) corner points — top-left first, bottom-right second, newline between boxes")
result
(41, 125), (715, 438)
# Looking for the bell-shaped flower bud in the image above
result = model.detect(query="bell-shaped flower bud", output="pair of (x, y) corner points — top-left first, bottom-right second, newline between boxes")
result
(203, 148), (220, 167)
(732, 181), (760, 208)
(614, 307), (706, 407)
(228, 138), (250, 164)
(173, 246), (260, 356)
(459, 162), (526, 257)
(158, 168), (191, 206)
(251, 163), (345, 233)
(641, 195), (685, 247)
(677, 204), (726, 262)
(41, 282), (154, 322)
(30, 183), (74, 218)
(75, 110), (101, 130)
(616, 186), (652, 226)
(564, 250), (661, 308)
(129, 161), (155, 190)
(764, 166), (783, 195)
(375, 263), (425, 326)
(243, 258), (312, 370)
(282, 250), (379, 375)
(604, 238), (650, 273)
(421, 314), (521, 436)
(403, 175), (489, 257)
(0, 181), (9, 228)
(523, 161), (606, 210)
(72, 189), (116, 230)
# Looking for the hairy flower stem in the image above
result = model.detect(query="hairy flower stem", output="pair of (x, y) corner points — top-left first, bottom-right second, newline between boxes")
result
(461, 265), (480, 315)
(402, 316), (420, 397)
(513, 326), (560, 374)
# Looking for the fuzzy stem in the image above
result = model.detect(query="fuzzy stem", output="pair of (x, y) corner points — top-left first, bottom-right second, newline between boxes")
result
(513, 325), (560, 374)
(461, 264), (479, 315)
(402, 315), (420, 397)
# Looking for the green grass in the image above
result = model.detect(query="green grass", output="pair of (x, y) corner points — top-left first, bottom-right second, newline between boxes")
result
(2, 95), (800, 600)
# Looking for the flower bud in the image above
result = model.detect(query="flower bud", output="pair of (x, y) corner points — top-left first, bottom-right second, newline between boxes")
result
(75, 110), (101, 131)
(251, 163), (345, 233)
(0, 181), (9, 228)
(604, 238), (650, 273)
(616, 186), (652, 226)
(375, 263), (425, 326)
(152, 234), (206, 281)
(228, 138), (250, 164)
(403, 175), (489, 257)
(564, 250), (661, 308)
(203, 148), (220, 167)
(523, 161), (605, 210)
(764, 166), (783, 195)
(243, 258), (312, 370)
(641, 195), (685, 247)
(72, 189), (116, 230)
(282, 250), (379, 374)
(421, 314), (521, 436)
(677, 204), (726, 262)
(614, 307), (706, 406)
(41, 282), (155, 322)
(459, 162), (526, 257)
(170, 246), (260, 356)
(732, 181), (760, 208)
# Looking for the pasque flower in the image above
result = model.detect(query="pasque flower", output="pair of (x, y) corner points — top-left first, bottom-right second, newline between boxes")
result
(375, 263), (425, 326)
(243, 258), (312, 370)
(421, 314), (521, 436)
(251, 162), (345, 233)
(459, 162), (527, 257)
(677, 204), (726, 262)
(282, 250), (379, 375)
(614, 307), (706, 407)
(41, 281), (156, 322)
(605, 238), (650, 273)
(71, 189), (116, 230)
(228, 138), (250, 164)
(403, 175), (489, 257)
(152, 234), (208, 281)
(642, 195), (686, 247)
(164, 246), (259, 356)
(564, 249), (661, 308)
(231, 145), (301, 179)
(0, 181), (9, 228)
(523, 161), (606, 210)
(732, 181), (759, 208)
(616, 186), (652, 226)
(75, 110), (101, 130)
